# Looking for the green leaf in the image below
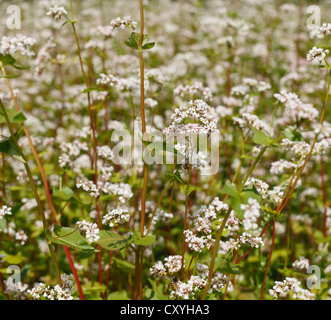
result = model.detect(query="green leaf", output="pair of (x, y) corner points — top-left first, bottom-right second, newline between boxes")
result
(180, 185), (196, 196)
(252, 127), (270, 146)
(0, 74), (21, 79)
(0, 135), (25, 163)
(0, 251), (23, 264)
(0, 108), (26, 124)
(167, 170), (185, 184)
(252, 127), (279, 147)
(48, 225), (98, 254)
(113, 257), (135, 271)
(221, 180), (239, 198)
(125, 32), (153, 50)
(230, 197), (243, 219)
(214, 260), (240, 274)
(53, 186), (74, 201)
(241, 185), (261, 202)
(132, 231), (156, 246)
(142, 42), (155, 50)
(0, 54), (27, 70)
(96, 230), (133, 251)
(282, 128), (303, 141)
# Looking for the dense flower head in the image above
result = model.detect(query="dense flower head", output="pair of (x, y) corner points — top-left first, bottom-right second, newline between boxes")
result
(76, 219), (100, 243)
(306, 47), (329, 64)
(0, 34), (36, 57)
(163, 99), (219, 136)
(46, 6), (68, 20)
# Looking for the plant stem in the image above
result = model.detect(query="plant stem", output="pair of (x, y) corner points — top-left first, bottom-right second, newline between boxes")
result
(0, 98), (62, 286)
(1, 66), (84, 298)
(180, 165), (192, 281)
(201, 145), (268, 299)
(260, 219), (275, 300)
(132, 0), (149, 300)
(69, 0), (102, 286)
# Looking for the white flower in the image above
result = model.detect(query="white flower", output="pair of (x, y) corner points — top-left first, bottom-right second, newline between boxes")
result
(0, 205), (12, 219)
(102, 208), (131, 227)
(0, 34), (36, 57)
(319, 23), (331, 36)
(15, 230), (28, 245)
(46, 6), (68, 20)
(306, 47), (329, 64)
(110, 16), (137, 30)
(241, 198), (260, 231)
(164, 255), (184, 274)
(76, 219), (100, 243)
(76, 179), (100, 198)
(292, 256), (310, 270)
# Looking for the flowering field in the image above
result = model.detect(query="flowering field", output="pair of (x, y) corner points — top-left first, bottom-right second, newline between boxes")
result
(0, 0), (330, 301)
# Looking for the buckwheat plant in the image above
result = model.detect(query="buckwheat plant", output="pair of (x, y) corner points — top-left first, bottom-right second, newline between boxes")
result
(0, 0), (330, 301)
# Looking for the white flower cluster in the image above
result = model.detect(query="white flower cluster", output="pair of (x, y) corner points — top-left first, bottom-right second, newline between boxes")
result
(0, 34), (36, 57)
(102, 208), (131, 227)
(209, 273), (230, 293)
(292, 256), (310, 271)
(231, 84), (249, 96)
(183, 230), (213, 253)
(96, 73), (140, 92)
(313, 121), (331, 150)
(174, 143), (208, 170)
(46, 5), (68, 20)
(0, 205), (12, 219)
(145, 98), (158, 108)
(202, 197), (229, 220)
(110, 16), (137, 30)
(150, 261), (167, 277)
(227, 232), (264, 250)
(174, 82), (212, 101)
(241, 198), (260, 231)
(217, 210), (240, 231)
(270, 159), (297, 175)
(163, 99), (219, 135)
(28, 281), (73, 300)
(61, 274), (74, 292)
(274, 90), (318, 122)
(319, 23), (331, 36)
(100, 182), (133, 204)
(97, 145), (114, 161)
(59, 140), (89, 168)
(76, 219), (100, 243)
(149, 209), (174, 227)
(245, 178), (284, 204)
(306, 47), (329, 64)
(269, 277), (314, 300)
(76, 179), (100, 198)
(281, 138), (325, 158)
(233, 112), (271, 135)
(164, 255), (184, 274)
(215, 105), (233, 118)
(15, 230), (28, 245)
(171, 275), (206, 300)
(4, 280), (28, 300)
(150, 255), (185, 277)
(93, 26), (116, 38)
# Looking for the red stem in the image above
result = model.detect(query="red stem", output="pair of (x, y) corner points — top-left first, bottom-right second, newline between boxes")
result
(235, 221), (271, 264)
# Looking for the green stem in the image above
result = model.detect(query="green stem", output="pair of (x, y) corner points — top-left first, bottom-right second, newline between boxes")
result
(0, 98), (62, 286)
